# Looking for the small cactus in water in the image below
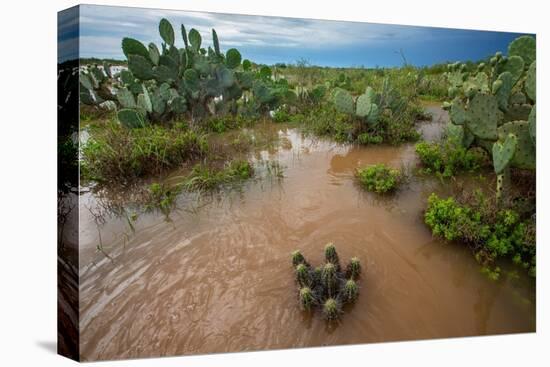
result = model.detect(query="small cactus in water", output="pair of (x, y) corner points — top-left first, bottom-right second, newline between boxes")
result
(291, 244), (362, 321)
(291, 250), (306, 266)
(299, 287), (315, 311)
(321, 262), (338, 294)
(323, 298), (341, 320)
(324, 242), (340, 267)
(346, 257), (362, 279)
(295, 263), (310, 286)
(343, 279), (359, 303)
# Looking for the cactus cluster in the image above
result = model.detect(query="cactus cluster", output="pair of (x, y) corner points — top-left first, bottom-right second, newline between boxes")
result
(292, 244), (362, 321)
(80, 63), (118, 111)
(109, 18), (256, 127)
(331, 77), (407, 128)
(443, 36), (536, 200)
(333, 86), (380, 126)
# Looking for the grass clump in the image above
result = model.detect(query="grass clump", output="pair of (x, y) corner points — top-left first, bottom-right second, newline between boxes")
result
(81, 122), (207, 182)
(357, 133), (383, 145)
(180, 160), (253, 192)
(356, 164), (403, 194)
(290, 244), (362, 321)
(146, 182), (177, 212)
(424, 191), (535, 277)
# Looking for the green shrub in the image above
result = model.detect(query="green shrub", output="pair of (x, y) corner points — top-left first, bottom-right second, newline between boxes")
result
(356, 164), (403, 194)
(81, 123), (207, 182)
(415, 139), (485, 177)
(424, 192), (535, 276)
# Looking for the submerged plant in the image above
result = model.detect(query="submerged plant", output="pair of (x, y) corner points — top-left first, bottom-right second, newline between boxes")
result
(343, 279), (359, 303)
(321, 262), (338, 295)
(356, 163), (403, 194)
(322, 298), (341, 320)
(299, 287), (315, 311)
(346, 257), (362, 279)
(291, 250), (306, 266)
(291, 244), (362, 321)
(295, 263), (310, 286)
(324, 242), (340, 268)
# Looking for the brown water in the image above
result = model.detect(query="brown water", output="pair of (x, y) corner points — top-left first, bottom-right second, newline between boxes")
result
(78, 105), (535, 361)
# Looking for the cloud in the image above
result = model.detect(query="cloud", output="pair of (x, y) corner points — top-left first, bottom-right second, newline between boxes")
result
(78, 4), (432, 59)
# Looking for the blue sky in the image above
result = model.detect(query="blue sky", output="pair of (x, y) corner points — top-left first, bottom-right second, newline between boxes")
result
(59, 4), (532, 67)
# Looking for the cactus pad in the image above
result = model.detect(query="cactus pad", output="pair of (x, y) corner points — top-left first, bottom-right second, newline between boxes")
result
(450, 99), (468, 125)
(225, 48), (242, 69)
(121, 38), (150, 60)
(508, 35), (536, 66)
(159, 18), (175, 46)
(492, 133), (517, 174)
(500, 56), (525, 86)
(116, 88), (136, 109)
(333, 89), (354, 114)
(188, 28), (202, 51)
(498, 121), (535, 170)
(128, 54), (154, 80)
(525, 62), (536, 102)
(467, 93), (499, 140)
(117, 108), (146, 129)
(494, 72), (513, 111)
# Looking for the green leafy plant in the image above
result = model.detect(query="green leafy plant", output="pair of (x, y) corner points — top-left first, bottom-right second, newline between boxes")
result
(415, 136), (486, 178)
(424, 192), (535, 277)
(356, 164), (403, 194)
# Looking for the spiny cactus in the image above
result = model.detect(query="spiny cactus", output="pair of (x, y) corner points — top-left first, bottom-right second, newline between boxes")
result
(291, 244), (362, 321)
(295, 263), (310, 286)
(322, 298), (341, 320)
(343, 279), (359, 303)
(291, 250), (306, 266)
(299, 287), (315, 311)
(346, 257), (362, 279)
(444, 35), (536, 201)
(324, 242), (340, 267)
(80, 64), (117, 108)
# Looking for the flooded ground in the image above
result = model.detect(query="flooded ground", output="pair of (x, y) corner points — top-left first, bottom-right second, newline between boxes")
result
(78, 105), (535, 361)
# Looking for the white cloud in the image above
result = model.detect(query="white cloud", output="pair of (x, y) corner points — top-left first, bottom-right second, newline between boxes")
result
(78, 4), (433, 60)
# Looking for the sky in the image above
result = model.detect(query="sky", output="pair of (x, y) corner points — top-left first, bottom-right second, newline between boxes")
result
(59, 4), (532, 67)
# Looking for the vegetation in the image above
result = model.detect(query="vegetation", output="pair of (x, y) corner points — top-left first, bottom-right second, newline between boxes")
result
(291, 244), (362, 320)
(425, 191), (535, 278)
(81, 123), (207, 182)
(77, 17), (535, 282)
(179, 160), (253, 192)
(356, 164), (403, 194)
(415, 137), (486, 177)
(441, 36), (536, 201)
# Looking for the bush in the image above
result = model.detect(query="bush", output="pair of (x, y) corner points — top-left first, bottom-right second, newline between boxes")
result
(356, 164), (403, 194)
(415, 139), (485, 177)
(424, 192), (535, 276)
(81, 123), (207, 182)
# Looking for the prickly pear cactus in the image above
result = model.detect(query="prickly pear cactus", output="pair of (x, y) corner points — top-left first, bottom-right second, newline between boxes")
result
(444, 35), (536, 200)
(110, 18), (254, 126)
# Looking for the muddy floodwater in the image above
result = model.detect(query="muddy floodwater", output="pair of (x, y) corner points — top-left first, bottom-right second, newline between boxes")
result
(78, 105), (535, 361)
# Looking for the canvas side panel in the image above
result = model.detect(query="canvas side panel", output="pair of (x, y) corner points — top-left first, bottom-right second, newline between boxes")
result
(57, 5), (80, 362)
